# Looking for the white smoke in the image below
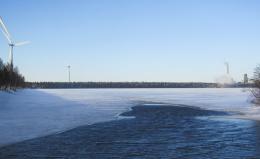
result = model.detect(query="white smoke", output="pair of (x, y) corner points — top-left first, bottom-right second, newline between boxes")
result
(215, 62), (235, 85)
(215, 74), (235, 85)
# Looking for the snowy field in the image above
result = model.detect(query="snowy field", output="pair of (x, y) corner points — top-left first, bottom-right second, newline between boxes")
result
(0, 88), (259, 146)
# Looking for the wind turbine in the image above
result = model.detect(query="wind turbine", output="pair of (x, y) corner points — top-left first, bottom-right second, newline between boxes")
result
(0, 16), (30, 70)
(67, 65), (71, 83)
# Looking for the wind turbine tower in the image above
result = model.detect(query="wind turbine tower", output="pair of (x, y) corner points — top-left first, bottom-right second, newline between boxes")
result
(0, 16), (30, 70)
(67, 65), (71, 83)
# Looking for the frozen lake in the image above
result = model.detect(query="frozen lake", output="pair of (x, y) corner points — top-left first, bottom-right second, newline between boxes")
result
(0, 88), (259, 146)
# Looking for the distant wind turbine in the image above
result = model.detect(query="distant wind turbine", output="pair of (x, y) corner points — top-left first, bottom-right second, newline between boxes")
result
(67, 65), (71, 83)
(0, 16), (30, 70)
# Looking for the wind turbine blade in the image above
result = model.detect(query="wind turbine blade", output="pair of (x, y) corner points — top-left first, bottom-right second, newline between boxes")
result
(0, 29), (11, 43)
(15, 41), (30, 46)
(0, 17), (12, 43)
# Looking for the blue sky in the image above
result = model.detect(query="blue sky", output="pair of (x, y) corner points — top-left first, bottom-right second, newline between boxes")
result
(0, 0), (260, 82)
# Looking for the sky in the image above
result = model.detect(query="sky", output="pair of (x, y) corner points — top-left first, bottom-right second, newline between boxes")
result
(0, 0), (260, 82)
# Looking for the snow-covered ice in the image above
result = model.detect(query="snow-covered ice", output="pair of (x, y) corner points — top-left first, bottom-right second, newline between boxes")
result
(0, 88), (259, 146)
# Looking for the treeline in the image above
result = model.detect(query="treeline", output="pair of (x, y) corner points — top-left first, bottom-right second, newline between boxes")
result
(0, 58), (25, 90)
(26, 82), (243, 89)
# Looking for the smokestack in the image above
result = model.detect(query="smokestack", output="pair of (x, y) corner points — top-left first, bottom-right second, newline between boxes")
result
(225, 62), (229, 74)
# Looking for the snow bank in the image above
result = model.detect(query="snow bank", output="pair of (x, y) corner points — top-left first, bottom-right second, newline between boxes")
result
(0, 88), (258, 146)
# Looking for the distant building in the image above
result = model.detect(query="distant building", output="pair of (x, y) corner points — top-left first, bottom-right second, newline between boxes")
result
(244, 74), (248, 84)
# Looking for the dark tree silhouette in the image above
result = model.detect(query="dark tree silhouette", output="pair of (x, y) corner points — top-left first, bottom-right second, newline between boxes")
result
(251, 65), (260, 100)
(0, 58), (25, 90)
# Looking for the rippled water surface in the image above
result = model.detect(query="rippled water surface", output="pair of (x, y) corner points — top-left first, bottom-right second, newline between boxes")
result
(1, 104), (260, 159)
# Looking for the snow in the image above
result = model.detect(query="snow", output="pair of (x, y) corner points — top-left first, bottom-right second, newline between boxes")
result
(0, 88), (259, 146)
